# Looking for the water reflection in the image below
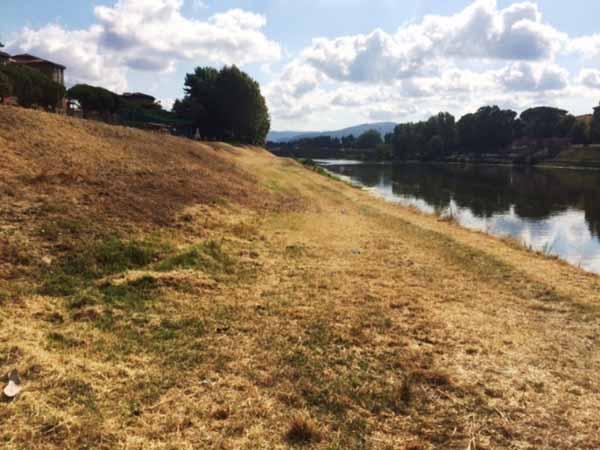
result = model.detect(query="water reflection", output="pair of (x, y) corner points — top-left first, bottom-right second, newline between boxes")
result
(318, 161), (600, 274)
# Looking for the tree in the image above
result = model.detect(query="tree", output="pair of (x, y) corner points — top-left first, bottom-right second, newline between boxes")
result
(341, 135), (356, 148)
(67, 84), (120, 117)
(0, 63), (65, 109)
(592, 105), (600, 144)
(0, 72), (11, 103)
(569, 120), (590, 145)
(215, 65), (270, 144)
(174, 67), (219, 139)
(520, 107), (569, 139)
(392, 123), (418, 159)
(173, 65), (270, 145)
(457, 106), (517, 153)
(424, 135), (444, 160)
(426, 112), (457, 153)
(356, 129), (383, 148)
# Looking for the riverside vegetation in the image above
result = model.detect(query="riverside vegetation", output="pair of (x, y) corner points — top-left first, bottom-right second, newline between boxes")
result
(1, 107), (600, 449)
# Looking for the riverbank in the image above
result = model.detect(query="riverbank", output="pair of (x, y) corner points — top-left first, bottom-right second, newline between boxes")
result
(2, 108), (600, 449)
(281, 143), (600, 170)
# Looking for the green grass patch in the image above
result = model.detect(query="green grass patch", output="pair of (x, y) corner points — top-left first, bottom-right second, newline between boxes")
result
(46, 332), (82, 349)
(40, 236), (167, 297)
(156, 240), (235, 274)
(100, 276), (159, 311)
(37, 218), (87, 242)
(285, 244), (306, 258)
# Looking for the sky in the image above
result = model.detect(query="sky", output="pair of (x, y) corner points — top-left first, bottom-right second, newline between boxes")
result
(2, 0), (600, 131)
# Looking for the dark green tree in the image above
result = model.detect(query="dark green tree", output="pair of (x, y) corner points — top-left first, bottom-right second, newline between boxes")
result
(173, 65), (270, 145)
(215, 65), (270, 144)
(0, 72), (12, 102)
(426, 112), (457, 153)
(592, 104), (600, 144)
(424, 135), (445, 160)
(457, 106), (517, 153)
(0, 63), (64, 109)
(341, 135), (356, 148)
(356, 129), (383, 148)
(569, 120), (590, 145)
(173, 67), (219, 139)
(392, 122), (420, 159)
(520, 107), (569, 139)
(67, 84), (120, 117)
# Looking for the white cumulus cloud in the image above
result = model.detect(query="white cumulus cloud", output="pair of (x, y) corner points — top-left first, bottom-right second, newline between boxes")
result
(7, 0), (281, 91)
(578, 69), (600, 89)
(497, 62), (569, 92)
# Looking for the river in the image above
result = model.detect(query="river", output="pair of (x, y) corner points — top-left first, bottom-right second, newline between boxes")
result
(316, 160), (600, 275)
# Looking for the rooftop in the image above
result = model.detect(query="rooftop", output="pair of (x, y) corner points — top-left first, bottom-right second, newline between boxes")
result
(11, 53), (66, 70)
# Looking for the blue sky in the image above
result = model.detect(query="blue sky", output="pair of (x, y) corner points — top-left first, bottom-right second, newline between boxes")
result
(2, 0), (600, 130)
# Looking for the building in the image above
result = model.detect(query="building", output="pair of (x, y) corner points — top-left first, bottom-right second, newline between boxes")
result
(122, 92), (156, 108)
(10, 54), (65, 86)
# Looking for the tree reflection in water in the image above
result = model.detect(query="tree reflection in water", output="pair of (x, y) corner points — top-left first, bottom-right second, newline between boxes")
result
(323, 161), (600, 274)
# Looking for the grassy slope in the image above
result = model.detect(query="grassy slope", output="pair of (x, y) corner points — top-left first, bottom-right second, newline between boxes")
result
(1, 107), (600, 450)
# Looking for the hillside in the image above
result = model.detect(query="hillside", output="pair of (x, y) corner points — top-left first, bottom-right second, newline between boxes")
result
(267, 122), (397, 143)
(1, 107), (600, 450)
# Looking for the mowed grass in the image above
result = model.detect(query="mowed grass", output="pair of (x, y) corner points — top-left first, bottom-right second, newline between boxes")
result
(2, 108), (600, 449)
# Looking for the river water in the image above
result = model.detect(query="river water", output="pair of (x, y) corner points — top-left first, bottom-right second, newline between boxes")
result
(316, 160), (600, 275)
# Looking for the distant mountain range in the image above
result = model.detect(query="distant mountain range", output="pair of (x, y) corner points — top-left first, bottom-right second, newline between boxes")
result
(267, 122), (397, 143)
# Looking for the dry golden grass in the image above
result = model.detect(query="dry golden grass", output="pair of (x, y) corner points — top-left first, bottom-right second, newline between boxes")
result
(1, 107), (600, 449)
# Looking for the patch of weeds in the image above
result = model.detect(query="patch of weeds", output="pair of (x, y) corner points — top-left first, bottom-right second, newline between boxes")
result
(65, 379), (97, 411)
(285, 244), (306, 258)
(164, 344), (204, 369)
(266, 179), (284, 193)
(35, 311), (64, 324)
(152, 318), (206, 341)
(94, 236), (164, 274)
(157, 240), (235, 275)
(40, 236), (166, 297)
(0, 240), (32, 267)
(230, 222), (259, 240)
(100, 276), (159, 311)
(285, 417), (321, 446)
(213, 303), (238, 325)
(47, 332), (82, 349)
(304, 321), (332, 349)
(336, 417), (370, 450)
(67, 290), (100, 310)
(37, 218), (87, 242)
(212, 407), (230, 421)
(40, 272), (82, 297)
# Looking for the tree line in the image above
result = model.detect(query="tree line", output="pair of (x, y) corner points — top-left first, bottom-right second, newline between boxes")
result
(68, 65), (269, 144)
(273, 103), (600, 161)
(2, 60), (270, 145)
(391, 105), (598, 161)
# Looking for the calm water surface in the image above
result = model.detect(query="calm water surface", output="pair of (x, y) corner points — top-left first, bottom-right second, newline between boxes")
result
(316, 160), (600, 275)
